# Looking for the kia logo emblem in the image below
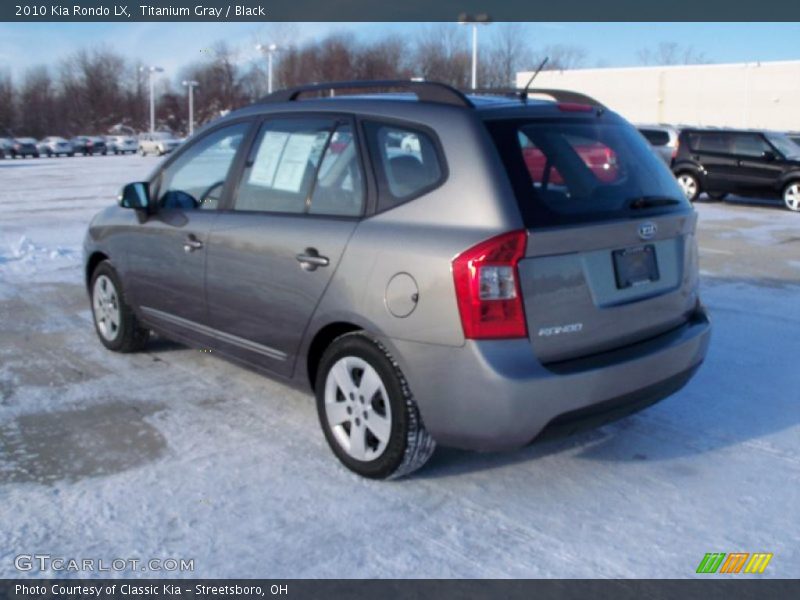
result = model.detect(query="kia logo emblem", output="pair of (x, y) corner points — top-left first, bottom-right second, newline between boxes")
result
(638, 222), (657, 240)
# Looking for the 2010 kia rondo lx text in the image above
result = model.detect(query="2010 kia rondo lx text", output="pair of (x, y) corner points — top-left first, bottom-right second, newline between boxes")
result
(83, 81), (711, 479)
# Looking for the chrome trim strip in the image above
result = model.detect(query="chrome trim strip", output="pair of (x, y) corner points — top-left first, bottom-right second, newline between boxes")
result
(141, 306), (287, 361)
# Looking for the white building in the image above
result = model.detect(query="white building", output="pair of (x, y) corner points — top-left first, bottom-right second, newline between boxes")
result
(516, 60), (800, 131)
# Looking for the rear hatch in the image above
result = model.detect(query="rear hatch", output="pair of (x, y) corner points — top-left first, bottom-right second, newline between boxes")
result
(485, 113), (698, 364)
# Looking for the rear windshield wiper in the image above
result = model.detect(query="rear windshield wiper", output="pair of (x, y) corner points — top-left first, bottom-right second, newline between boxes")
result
(628, 196), (680, 210)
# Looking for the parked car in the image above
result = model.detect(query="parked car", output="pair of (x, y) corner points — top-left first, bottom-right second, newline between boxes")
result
(83, 80), (710, 479)
(637, 124), (680, 165)
(37, 136), (74, 157)
(522, 138), (619, 184)
(9, 137), (39, 158)
(71, 136), (107, 156)
(0, 137), (13, 157)
(138, 132), (181, 156)
(672, 128), (800, 211)
(106, 135), (138, 155)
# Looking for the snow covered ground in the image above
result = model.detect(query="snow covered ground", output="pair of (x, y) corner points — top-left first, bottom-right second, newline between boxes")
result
(0, 155), (798, 578)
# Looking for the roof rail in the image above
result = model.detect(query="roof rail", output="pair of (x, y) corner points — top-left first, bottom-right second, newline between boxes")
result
(469, 87), (605, 108)
(261, 80), (473, 108)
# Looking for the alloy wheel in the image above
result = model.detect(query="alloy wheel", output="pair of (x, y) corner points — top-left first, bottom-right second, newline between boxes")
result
(92, 274), (121, 341)
(784, 183), (800, 212)
(677, 174), (698, 201)
(324, 356), (392, 462)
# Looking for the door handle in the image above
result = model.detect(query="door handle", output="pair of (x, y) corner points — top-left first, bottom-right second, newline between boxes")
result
(183, 235), (203, 253)
(296, 248), (329, 271)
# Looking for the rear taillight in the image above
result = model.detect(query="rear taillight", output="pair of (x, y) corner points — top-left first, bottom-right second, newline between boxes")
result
(452, 230), (528, 339)
(671, 139), (680, 159)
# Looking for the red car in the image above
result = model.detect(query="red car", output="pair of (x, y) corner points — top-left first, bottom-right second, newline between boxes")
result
(522, 141), (620, 185)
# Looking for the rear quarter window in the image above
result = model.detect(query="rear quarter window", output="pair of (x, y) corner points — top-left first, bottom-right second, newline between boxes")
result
(639, 129), (670, 146)
(362, 121), (445, 211)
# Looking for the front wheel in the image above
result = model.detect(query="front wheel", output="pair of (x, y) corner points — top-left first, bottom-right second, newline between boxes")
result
(676, 172), (701, 202)
(90, 262), (149, 352)
(315, 333), (436, 479)
(783, 182), (800, 212)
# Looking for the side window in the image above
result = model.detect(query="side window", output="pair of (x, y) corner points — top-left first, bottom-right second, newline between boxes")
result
(731, 133), (771, 158)
(309, 124), (365, 217)
(694, 132), (731, 154)
(158, 122), (249, 211)
(363, 121), (444, 210)
(234, 118), (334, 214)
(640, 129), (669, 146)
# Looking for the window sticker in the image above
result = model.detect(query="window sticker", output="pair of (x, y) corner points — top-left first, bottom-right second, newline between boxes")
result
(248, 131), (289, 188)
(271, 133), (318, 192)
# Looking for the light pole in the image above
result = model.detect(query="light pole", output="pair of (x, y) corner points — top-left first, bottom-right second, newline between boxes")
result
(256, 43), (279, 94)
(140, 65), (164, 133)
(182, 80), (199, 136)
(458, 13), (491, 90)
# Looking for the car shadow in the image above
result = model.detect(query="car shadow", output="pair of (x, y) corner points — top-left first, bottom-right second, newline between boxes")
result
(417, 274), (800, 478)
(0, 162), (40, 168)
(699, 194), (785, 211)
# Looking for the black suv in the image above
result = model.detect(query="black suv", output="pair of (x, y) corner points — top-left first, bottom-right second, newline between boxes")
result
(672, 128), (800, 211)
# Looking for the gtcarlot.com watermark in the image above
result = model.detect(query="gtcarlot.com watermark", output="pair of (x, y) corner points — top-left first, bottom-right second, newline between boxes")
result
(15, 553), (195, 573)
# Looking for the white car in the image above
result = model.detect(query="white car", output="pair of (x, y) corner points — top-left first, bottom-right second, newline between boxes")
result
(37, 136), (75, 157)
(138, 132), (181, 156)
(106, 136), (138, 155)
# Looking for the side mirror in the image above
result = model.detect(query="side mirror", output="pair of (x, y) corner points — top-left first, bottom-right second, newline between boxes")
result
(119, 182), (150, 211)
(762, 150), (777, 162)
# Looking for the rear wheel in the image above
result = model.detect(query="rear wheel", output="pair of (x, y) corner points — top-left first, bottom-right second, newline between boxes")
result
(315, 333), (436, 479)
(90, 262), (149, 353)
(783, 182), (800, 212)
(707, 191), (728, 201)
(676, 172), (701, 202)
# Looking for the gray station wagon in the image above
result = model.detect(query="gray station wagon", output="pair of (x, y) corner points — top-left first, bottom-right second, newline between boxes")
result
(83, 80), (711, 479)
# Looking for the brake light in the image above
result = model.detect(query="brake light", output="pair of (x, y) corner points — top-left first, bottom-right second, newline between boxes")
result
(558, 102), (594, 112)
(671, 139), (680, 159)
(452, 230), (528, 339)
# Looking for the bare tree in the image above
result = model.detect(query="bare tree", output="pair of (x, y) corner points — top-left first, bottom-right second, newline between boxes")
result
(18, 66), (58, 137)
(354, 36), (413, 81)
(637, 42), (708, 66)
(0, 70), (15, 135)
(532, 44), (588, 71)
(59, 47), (129, 134)
(413, 24), (471, 87)
(482, 23), (532, 88)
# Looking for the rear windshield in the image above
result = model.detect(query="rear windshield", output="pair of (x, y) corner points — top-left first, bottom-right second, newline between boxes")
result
(486, 118), (689, 227)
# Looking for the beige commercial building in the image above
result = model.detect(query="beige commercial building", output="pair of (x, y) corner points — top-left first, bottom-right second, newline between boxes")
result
(516, 60), (800, 131)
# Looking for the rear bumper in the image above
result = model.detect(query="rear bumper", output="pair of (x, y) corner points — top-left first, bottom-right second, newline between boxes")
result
(386, 307), (711, 451)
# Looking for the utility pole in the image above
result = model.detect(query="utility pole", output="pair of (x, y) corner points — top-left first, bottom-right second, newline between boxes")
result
(256, 43), (279, 94)
(458, 13), (491, 90)
(140, 66), (164, 133)
(182, 80), (199, 136)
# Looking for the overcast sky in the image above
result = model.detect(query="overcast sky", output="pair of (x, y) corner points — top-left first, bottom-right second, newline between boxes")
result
(1, 22), (799, 82)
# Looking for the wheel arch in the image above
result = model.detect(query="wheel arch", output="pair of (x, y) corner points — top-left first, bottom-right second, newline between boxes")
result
(306, 321), (364, 392)
(777, 171), (800, 191)
(85, 251), (109, 290)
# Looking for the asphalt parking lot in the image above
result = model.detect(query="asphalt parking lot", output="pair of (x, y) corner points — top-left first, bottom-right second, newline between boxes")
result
(0, 155), (798, 578)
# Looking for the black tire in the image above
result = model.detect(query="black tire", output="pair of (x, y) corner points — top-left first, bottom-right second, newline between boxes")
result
(315, 332), (436, 480)
(706, 191), (728, 201)
(89, 261), (149, 353)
